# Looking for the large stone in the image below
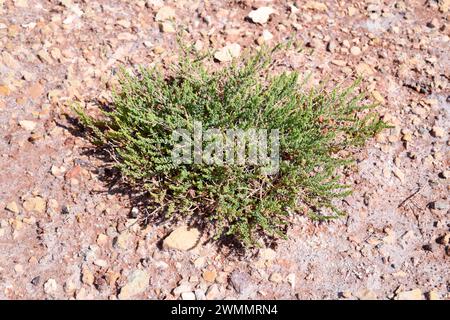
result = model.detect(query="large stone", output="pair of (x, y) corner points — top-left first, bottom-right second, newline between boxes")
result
(163, 226), (200, 251)
(118, 270), (150, 299)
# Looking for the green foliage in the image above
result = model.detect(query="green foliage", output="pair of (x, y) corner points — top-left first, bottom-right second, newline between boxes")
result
(75, 44), (387, 246)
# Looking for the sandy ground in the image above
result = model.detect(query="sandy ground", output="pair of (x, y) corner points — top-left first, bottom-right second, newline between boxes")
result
(0, 0), (449, 300)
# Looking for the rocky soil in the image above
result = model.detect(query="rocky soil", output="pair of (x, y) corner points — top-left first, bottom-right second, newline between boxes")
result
(0, 0), (449, 300)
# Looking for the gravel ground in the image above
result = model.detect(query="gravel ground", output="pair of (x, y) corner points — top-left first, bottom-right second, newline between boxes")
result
(0, 0), (449, 300)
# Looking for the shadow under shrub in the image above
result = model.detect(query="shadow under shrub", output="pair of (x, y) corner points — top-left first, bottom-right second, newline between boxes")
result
(75, 44), (387, 247)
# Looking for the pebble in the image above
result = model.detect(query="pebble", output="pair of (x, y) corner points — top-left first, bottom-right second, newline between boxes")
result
(355, 63), (374, 76)
(37, 49), (53, 64)
(256, 30), (273, 45)
(5, 201), (20, 214)
(304, 1), (328, 11)
(94, 259), (108, 268)
(430, 201), (448, 210)
(269, 272), (283, 283)
(22, 196), (46, 213)
(160, 22), (175, 33)
(372, 90), (385, 104)
(81, 267), (95, 286)
(247, 7), (276, 24)
(118, 270), (150, 299)
(173, 283), (192, 295)
(19, 120), (37, 131)
(214, 43), (241, 63)
(206, 284), (220, 299)
(155, 6), (176, 21)
(43, 278), (58, 296)
(426, 291), (440, 300)
(350, 46), (361, 56)
(181, 291), (196, 300)
(229, 271), (254, 296)
(258, 248), (276, 261)
(0, 85), (11, 96)
(437, 233), (450, 245)
(287, 273), (296, 288)
(162, 225), (201, 251)
(430, 126), (445, 138)
(356, 289), (377, 300)
(114, 232), (132, 250)
(395, 288), (423, 300)
(202, 269), (217, 283)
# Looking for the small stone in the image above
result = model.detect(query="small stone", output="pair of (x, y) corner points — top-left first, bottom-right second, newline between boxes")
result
(348, 6), (358, 16)
(114, 232), (132, 250)
(5, 201), (19, 214)
(206, 284), (220, 299)
(422, 243), (435, 252)
(28, 83), (44, 100)
(163, 226), (201, 251)
(94, 259), (108, 268)
(256, 30), (273, 45)
(396, 288), (423, 300)
(97, 233), (108, 246)
(430, 126), (445, 138)
(350, 46), (361, 56)
(82, 267), (95, 286)
(160, 21), (175, 33)
(430, 201), (448, 210)
(372, 90), (385, 104)
(14, 0), (28, 7)
(437, 233), (450, 245)
(116, 19), (131, 28)
(269, 272), (283, 283)
(355, 63), (374, 76)
(43, 278), (58, 296)
(341, 291), (352, 298)
(439, 170), (450, 179)
(247, 7), (276, 24)
(426, 291), (440, 300)
(19, 120), (37, 131)
(194, 289), (206, 300)
(155, 6), (176, 21)
(23, 196), (46, 213)
(202, 269), (217, 283)
(118, 270), (150, 299)
(31, 276), (40, 286)
(327, 40), (337, 52)
(392, 167), (405, 183)
(304, 1), (328, 11)
(153, 46), (165, 54)
(51, 165), (66, 176)
(193, 257), (206, 268)
(173, 283), (192, 295)
(181, 291), (196, 300)
(37, 49), (53, 64)
(287, 273), (296, 288)
(0, 85), (11, 96)
(230, 271), (254, 296)
(259, 248), (276, 261)
(439, 0), (450, 13)
(214, 43), (241, 62)
(356, 289), (377, 300)
(14, 264), (24, 274)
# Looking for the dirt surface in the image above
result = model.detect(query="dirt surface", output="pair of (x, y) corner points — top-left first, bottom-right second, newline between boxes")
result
(0, 0), (449, 300)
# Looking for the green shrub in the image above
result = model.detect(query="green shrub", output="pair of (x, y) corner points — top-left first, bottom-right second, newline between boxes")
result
(75, 44), (387, 246)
